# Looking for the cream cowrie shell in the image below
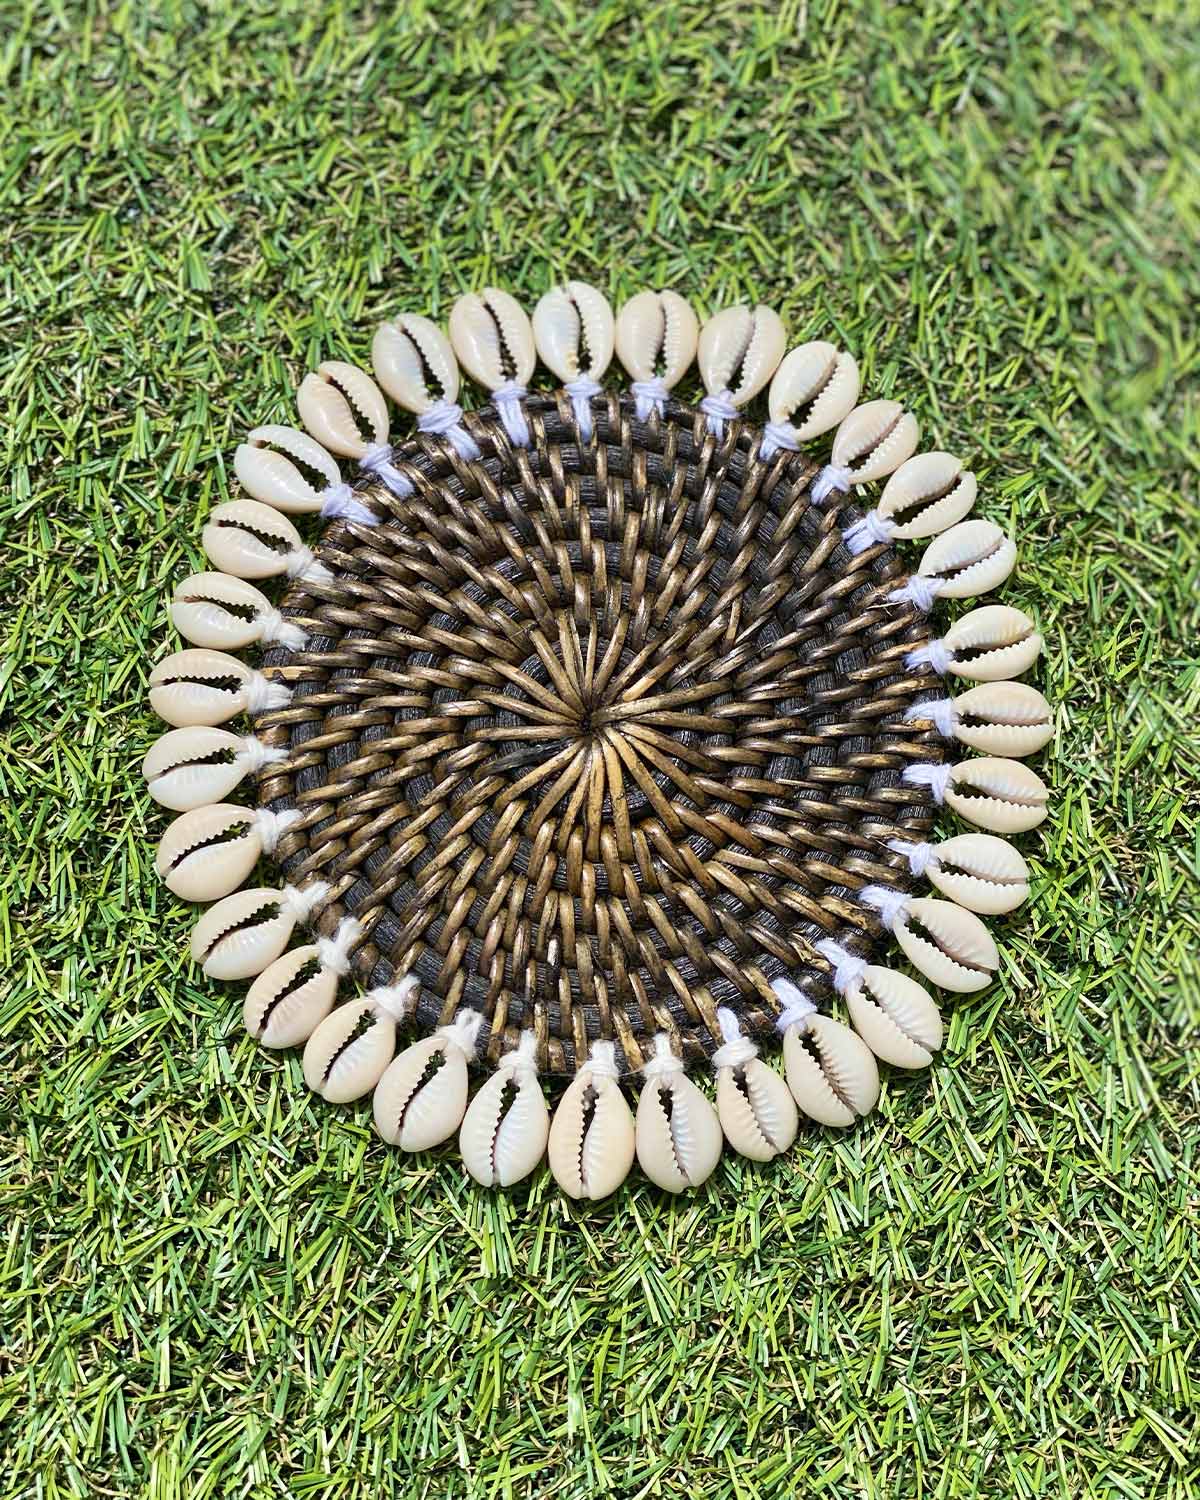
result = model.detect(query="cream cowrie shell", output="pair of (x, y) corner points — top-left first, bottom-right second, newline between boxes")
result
(945, 756), (1050, 834)
(547, 1065), (636, 1199)
(459, 1059), (550, 1187)
(303, 999), (398, 1104)
(842, 968), (942, 1070)
(148, 649), (289, 727)
(895, 897), (998, 993)
(877, 452), (977, 540)
(715, 1056), (799, 1161)
(154, 803), (296, 903)
(614, 289), (699, 388)
(917, 520), (1017, 600)
(448, 288), (536, 391)
(373, 1034), (471, 1152)
(142, 726), (276, 810)
(943, 605), (1043, 682)
(698, 304), (786, 405)
(296, 361), (389, 459)
(831, 400), (921, 484)
(923, 833), (1030, 915)
(235, 425), (342, 513)
(635, 1069), (723, 1192)
(951, 681), (1053, 758)
(201, 500), (322, 583)
(783, 1014), (880, 1127)
(371, 314), (460, 412)
(171, 572), (305, 653)
(767, 342), (860, 441)
(244, 946), (339, 1049)
(190, 885), (323, 981)
(532, 281), (615, 383)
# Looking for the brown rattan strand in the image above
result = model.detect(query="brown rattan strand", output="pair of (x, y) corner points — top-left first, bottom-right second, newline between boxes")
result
(253, 390), (944, 1078)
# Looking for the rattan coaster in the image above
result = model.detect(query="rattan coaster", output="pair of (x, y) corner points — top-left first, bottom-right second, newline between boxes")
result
(145, 286), (1051, 1196)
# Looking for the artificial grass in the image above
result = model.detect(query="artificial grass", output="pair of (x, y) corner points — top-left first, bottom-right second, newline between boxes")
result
(2, 0), (1199, 1495)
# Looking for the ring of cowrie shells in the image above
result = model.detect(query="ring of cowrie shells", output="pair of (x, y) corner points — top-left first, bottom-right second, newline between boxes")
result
(144, 281), (1052, 1199)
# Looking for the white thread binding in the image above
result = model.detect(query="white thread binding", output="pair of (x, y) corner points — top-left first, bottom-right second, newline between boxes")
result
(587, 1039), (620, 1079)
(320, 482), (380, 526)
(279, 880), (331, 924)
(436, 1008), (484, 1060)
(284, 545), (334, 585)
(904, 761), (954, 803)
(418, 399), (482, 460)
(642, 1032), (684, 1079)
(243, 672), (292, 714)
(905, 639), (953, 675)
(858, 884), (911, 931)
(492, 380), (530, 447)
(315, 916), (363, 976)
(889, 574), (943, 611)
(904, 698), (958, 738)
(257, 608), (308, 652)
(759, 420), (800, 462)
(888, 838), (937, 877)
(810, 463), (852, 505)
(631, 376), (668, 421)
(366, 974), (419, 1021)
(815, 939), (869, 995)
(502, 1029), (539, 1079)
(711, 1007), (758, 1070)
(250, 806), (302, 854)
(843, 510), (897, 555)
(564, 376), (603, 442)
(772, 977), (818, 1033)
(359, 443), (414, 498)
(700, 389), (739, 439)
(236, 735), (288, 771)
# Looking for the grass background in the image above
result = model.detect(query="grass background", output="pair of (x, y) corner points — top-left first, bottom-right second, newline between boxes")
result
(3, 0), (1199, 1495)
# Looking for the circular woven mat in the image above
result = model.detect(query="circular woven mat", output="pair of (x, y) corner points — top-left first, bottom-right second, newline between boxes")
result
(255, 391), (941, 1077)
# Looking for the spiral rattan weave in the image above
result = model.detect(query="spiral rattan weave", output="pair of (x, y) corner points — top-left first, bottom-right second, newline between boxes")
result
(253, 392), (942, 1077)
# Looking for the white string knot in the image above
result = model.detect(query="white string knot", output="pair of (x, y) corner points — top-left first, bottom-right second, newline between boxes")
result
(889, 574), (944, 612)
(586, 1039), (620, 1080)
(843, 509), (897, 555)
(631, 376), (668, 421)
(772, 977), (818, 1034)
(366, 974), (419, 1021)
(810, 463), (852, 505)
(284, 545), (334, 585)
(320, 482), (380, 526)
(501, 1029), (540, 1079)
(358, 443), (414, 498)
(759, 421), (801, 462)
(279, 880), (330, 924)
(250, 806), (302, 854)
(564, 376), (603, 442)
(316, 917), (363, 976)
(904, 698), (958, 738)
(904, 761), (954, 804)
(642, 1032), (684, 1079)
(858, 884), (912, 931)
(700, 389), (740, 440)
(888, 838), (937, 878)
(242, 672), (292, 715)
(711, 1007), (758, 1070)
(905, 638), (953, 676)
(436, 1008), (483, 1060)
(236, 735), (287, 772)
(418, 399), (481, 460)
(257, 607), (308, 652)
(815, 939), (869, 995)
(492, 381), (530, 447)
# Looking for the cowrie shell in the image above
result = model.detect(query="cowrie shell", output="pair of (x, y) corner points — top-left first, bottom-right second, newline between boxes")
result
(635, 1069), (723, 1192)
(715, 1056), (799, 1161)
(190, 887), (309, 980)
(296, 361), (389, 458)
(951, 682), (1053, 757)
(944, 605), (1042, 681)
(244, 945), (338, 1048)
(373, 1034), (471, 1152)
(372, 314), (460, 412)
(614, 289), (699, 387)
(202, 499), (307, 581)
(877, 452), (977, 539)
(303, 999), (398, 1104)
(171, 572), (302, 652)
(918, 520), (1016, 599)
(767, 342), (860, 441)
(783, 1014), (880, 1127)
(946, 756), (1049, 833)
(143, 726), (260, 810)
(532, 281), (615, 382)
(547, 1065), (636, 1199)
(154, 803), (268, 903)
(148, 647), (287, 727)
(235, 425), (343, 513)
(831, 400), (920, 484)
(843, 968), (942, 1069)
(459, 1061), (550, 1187)
(698, 304), (786, 405)
(449, 288), (536, 391)
(895, 897), (998, 992)
(925, 833), (1030, 915)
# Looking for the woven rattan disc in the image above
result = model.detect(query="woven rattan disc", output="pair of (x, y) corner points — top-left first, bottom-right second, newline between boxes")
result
(254, 391), (941, 1077)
